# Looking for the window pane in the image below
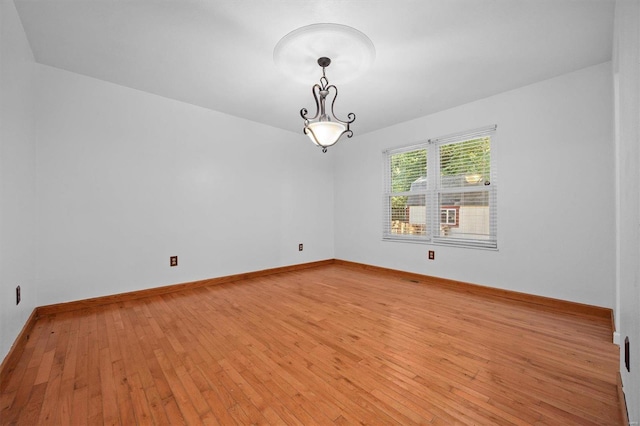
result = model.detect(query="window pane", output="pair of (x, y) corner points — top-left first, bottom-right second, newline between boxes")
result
(439, 191), (490, 239)
(391, 149), (427, 192)
(440, 137), (490, 189)
(387, 149), (428, 237)
(388, 195), (426, 236)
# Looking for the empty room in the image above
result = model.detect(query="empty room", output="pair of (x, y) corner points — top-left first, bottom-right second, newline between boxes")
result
(1, 0), (639, 424)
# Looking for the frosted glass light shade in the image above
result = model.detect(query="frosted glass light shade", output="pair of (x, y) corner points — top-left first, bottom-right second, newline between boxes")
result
(306, 122), (346, 147)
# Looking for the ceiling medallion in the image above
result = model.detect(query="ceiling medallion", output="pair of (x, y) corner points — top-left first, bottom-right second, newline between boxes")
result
(274, 23), (375, 152)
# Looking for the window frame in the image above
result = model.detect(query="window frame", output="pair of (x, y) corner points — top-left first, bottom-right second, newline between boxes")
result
(383, 125), (497, 249)
(440, 207), (459, 227)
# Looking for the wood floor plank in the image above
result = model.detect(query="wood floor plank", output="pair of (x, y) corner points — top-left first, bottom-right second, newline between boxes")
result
(112, 359), (136, 425)
(15, 383), (47, 425)
(126, 372), (155, 425)
(98, 347), (119, 425)
(160, 395), (186, 425)
(70, 384), (88, 426)
(0, 365), (38, 424)
(36, 317), (72, 424)
(1, 264), (624, 425)
(153, 348), (201, 424)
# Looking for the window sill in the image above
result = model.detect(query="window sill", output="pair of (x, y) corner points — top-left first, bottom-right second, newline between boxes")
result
(382, 236), (498, 250)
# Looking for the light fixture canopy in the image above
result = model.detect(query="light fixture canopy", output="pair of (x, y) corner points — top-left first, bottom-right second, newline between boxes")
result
(300, 57), (355, 152)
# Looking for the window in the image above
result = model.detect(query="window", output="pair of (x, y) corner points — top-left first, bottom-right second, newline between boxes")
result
(383, 126), (497, 249)
(440, 207), (458, 226)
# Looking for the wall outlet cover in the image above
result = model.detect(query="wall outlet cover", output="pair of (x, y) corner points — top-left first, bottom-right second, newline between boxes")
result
(625, 336), (630, 372)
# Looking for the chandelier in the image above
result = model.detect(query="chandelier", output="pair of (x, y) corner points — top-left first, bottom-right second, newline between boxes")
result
(273, 23), (375, 153)
(300, 57), (355, 152)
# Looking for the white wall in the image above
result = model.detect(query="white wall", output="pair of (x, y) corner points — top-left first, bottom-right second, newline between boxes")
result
(34, 65), (334, 306)
(613, 0), (640, 421)
(0, 1), (37, 360)
(334, 62), (615, 309)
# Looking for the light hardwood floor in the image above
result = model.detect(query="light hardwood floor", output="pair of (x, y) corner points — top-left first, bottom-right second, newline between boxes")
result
(1, 263), (623, 425)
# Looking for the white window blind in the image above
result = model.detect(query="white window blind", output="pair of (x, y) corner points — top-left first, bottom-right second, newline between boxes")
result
(383, 125), (497, 249)
(383, 146), (428, 242)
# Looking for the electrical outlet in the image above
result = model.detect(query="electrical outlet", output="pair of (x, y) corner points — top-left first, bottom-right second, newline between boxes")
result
(16, 285), (21, 305)
(298, 243), (303, 251)
(428, 250), (435, 260)
(625, 336), (630, 372)
(170, 256), (178, 267)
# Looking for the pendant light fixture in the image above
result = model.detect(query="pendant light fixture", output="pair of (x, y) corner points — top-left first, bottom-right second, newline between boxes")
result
(273, 23), (375, 153)
(300, 57), (354, 152)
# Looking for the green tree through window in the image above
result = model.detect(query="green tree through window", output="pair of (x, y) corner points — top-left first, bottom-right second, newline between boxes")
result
(439, 137), (490, 181)
(390, 149), (426, 210)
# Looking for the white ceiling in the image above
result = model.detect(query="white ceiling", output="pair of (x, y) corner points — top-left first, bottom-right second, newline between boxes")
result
(14, 0), (614, 136)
